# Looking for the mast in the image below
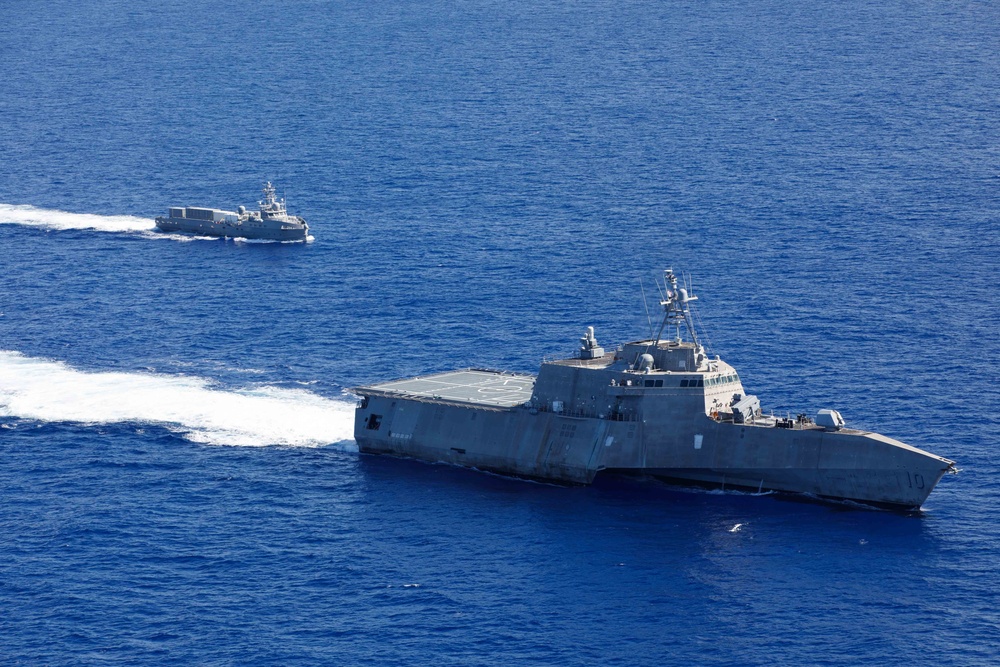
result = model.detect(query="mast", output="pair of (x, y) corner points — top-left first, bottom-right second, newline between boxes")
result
(259, 181), (287, 217)
(652, 268), (700, 349)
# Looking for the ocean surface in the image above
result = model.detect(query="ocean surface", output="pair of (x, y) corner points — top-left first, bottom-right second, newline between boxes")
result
(2, 0), (999, 664)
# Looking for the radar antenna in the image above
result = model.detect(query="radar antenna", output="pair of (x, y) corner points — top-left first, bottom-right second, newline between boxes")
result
(259, 181), (288, 218)
(652, 268), (700, 349)
(261, 181), (277, 205)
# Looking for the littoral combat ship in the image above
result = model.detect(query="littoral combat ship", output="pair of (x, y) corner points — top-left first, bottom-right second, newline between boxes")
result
(155, 182), (309, 241)
(354, 270), (955, 509)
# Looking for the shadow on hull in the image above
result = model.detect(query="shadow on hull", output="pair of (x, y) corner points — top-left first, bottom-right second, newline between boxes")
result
(357, 449), (930, 514)
(607, 470), (929, 514)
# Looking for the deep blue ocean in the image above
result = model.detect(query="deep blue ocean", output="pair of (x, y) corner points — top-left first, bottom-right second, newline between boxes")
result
(2, 0), (999, 664)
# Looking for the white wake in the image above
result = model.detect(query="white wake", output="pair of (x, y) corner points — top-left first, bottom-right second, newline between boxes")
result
(0, 350), (357, 448)
(0, 204), (312, 243)
(0, 203), (156, 233)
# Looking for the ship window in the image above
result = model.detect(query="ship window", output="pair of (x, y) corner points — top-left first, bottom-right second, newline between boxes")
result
(365, 414), (382, 431)
(644, 380), (654, 387)
(680, 379), (689, 387)
(655, 380), (663, 387)
(697, 378), (704, 387)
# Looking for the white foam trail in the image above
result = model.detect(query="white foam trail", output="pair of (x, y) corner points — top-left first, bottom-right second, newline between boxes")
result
(0, 203), (156, 233)
(0, 350), (357, 448)
(0, 204), (315, 243)
(233, 234), (314, 245)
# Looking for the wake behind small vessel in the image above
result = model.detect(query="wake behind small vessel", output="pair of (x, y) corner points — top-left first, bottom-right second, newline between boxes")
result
(155, 182), (309, 241)
(353, 269), (956, 510)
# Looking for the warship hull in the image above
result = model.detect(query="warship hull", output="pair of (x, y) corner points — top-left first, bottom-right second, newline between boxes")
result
(353, 369), (953, 510)
(354, 270), (954, 509)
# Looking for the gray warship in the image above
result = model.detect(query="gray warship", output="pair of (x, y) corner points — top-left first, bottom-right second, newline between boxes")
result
(155, 182), (309, 241)
(354, 269), (955, 509)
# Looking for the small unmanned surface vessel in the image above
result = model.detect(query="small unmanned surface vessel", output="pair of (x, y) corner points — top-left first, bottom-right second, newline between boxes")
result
(155, 182), (308, 241)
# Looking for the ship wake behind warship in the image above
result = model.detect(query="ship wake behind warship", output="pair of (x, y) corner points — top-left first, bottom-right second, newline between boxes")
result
(354, 270), (955, 509)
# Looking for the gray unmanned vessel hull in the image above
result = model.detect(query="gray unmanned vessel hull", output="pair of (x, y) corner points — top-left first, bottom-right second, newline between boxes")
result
(353, 271), (955, 509)
(155, 215), (308, 241)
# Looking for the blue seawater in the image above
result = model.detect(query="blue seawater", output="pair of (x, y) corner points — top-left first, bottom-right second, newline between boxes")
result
(1, 0), (999, 664)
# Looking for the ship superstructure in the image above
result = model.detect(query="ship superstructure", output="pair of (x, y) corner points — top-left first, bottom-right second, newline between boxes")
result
(353, 270), (955, 509)
(155, 182), (309, 241)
